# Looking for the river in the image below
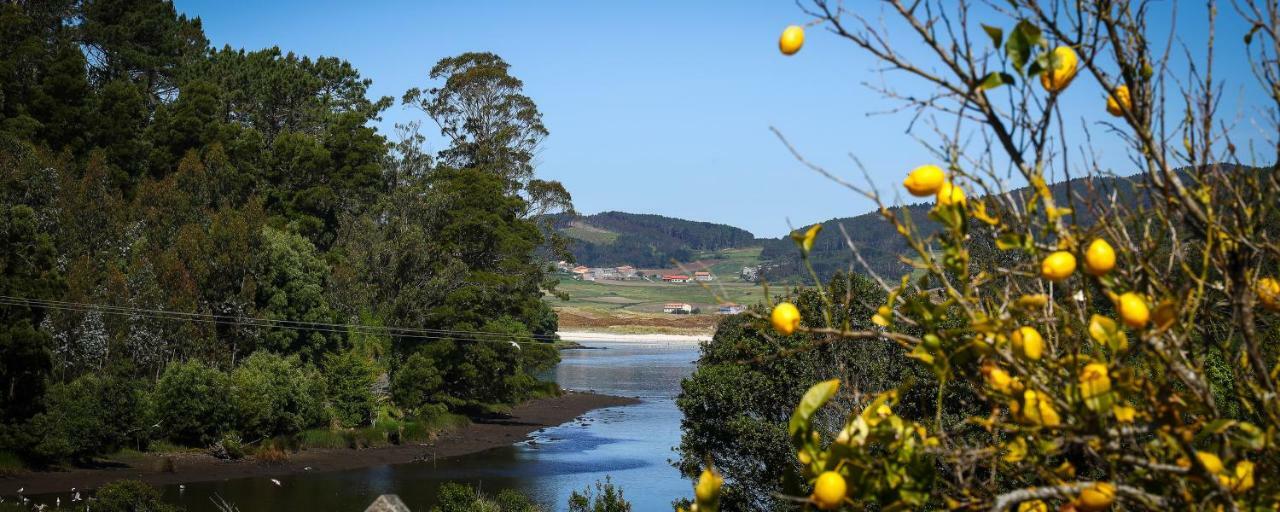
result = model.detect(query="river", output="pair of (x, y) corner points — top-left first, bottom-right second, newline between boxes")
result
(154, 341), (699, 511)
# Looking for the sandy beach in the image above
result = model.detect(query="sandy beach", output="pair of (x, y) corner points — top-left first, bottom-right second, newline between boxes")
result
(556, 330), (711, 344)
(1, 391), (638, 497)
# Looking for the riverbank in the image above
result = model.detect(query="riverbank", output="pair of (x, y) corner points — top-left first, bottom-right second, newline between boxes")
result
(557, 330), (711, 344)
(2, 391), (637, 496)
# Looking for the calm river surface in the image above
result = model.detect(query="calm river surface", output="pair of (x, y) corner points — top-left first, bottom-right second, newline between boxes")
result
(160, 341), (698, 511)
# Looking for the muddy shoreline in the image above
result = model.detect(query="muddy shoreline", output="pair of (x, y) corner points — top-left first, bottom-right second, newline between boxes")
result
(2, 391), (638, 497)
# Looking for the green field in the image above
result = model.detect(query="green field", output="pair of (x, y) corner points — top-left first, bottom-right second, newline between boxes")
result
(549, 277), (763, 314)
(560, 222), (619, 244)
(692, 246), (765, 278)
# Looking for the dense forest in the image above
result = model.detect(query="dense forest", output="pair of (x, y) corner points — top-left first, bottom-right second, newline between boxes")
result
(0, 0), (568, 467)
(553, 211), (756, 267)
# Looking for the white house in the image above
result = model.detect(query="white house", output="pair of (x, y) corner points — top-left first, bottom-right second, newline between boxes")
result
(694, 271), (714, 282)
(663, 303), (693, 314)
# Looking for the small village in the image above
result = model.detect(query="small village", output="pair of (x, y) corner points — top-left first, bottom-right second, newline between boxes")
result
(554, 261), (747, 315)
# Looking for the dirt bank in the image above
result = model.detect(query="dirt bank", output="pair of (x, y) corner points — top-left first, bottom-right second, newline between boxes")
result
(2, 391), (638, 496)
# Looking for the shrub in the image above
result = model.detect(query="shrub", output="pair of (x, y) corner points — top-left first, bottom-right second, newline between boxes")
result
(322, 349), (375, 428)
(93, 480), (178, 512)
(254, 444), (288, 464)
(684, 4), (1280, 511)
(152, 359), (233, 446)
(208, 433), (244, 460)
(230, 351), (324, 439)
(567, 477), (631, 512)
(391, 352), (446, 415)
(25, 373), (146, 462)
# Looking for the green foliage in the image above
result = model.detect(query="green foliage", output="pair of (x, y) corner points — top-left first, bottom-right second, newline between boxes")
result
(152, 360), (233, 446)
(253, 226), (338, 360)
(1, 0), (567, 464)
(0, 204), (61, 423)
(391, 352), (448, 415)
(26, 372), (147, 462)
(554, 211), (756, 268)
(676, 274), (941, 511)
(567, 477), (632, 512)
(432, 482), (543, 512)
(93, 479), (180, 512)
(230, 351), (324, 439)
(323, 350), (376, 428)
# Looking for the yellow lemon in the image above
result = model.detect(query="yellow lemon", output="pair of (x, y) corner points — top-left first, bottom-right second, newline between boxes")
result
(1117, 292), (1149, 329)
(770, 302), (801, 335)
(1041, 251), (1077, 282)
(1194, 451), (1225, 475)
(936, 181), (966, 206)
(1083, 238), (1116, 276)
(1040, 46), (1079, 93)
(811, 471), (847, 510)
(1079, 362), (1111, 402)
(1220, 460), (1255, 492)
(1018, 500), (1048, 512)
(1023, 390), (1062, 427)
(1106, 85), (1131, 117)
(1010, 326), (1044, 361)
(903, 164), (946, 197)
(695, 468), (723, 504)
(983, 364), (1015, 394)
(1076, 482), (1115, 511)
(1258, 277), (1280, 311)
(779, 25), (805, 55)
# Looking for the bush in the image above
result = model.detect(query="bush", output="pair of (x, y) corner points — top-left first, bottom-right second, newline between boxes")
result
(152, 360), (233, 446)
(230, 351), (324, 439)
(431, 482), (542, 512)
(208, 433), (244, 460)
(391, 352), (447, 415)
(567, 477), (631, 512)
(322, 350), (375, 428)
(25, 373), (147, 462)
(93, 480), (178, 512)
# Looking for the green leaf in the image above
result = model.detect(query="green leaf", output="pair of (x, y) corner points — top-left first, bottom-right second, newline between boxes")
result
(978, 71), (1016, 91)
(788, 379), (840, 437)
(981, 24), (1003, 49)
(995, 232), (1028, 251)
(1005, 20), (1043, 75)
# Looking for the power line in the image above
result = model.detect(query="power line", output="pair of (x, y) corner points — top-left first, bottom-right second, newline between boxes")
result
(0, 295), (558, 344)
(0, 295), (698, 345)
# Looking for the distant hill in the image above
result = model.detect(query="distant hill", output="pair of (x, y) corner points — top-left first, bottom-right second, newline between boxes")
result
(553, 211), (758, 267)
(757, 173), (1145, 282)
(560, 168), (1269, 281)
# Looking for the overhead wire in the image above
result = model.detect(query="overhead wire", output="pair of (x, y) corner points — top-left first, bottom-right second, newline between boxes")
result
(0, 295), (565, 344)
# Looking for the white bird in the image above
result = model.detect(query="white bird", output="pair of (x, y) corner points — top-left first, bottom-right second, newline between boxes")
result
(56, 497), (60, 507)
(16, 487), (22, 494)
(270, 478), (282, 487)
(509, 341), (521, 350)
(303, 466), (312, 471)
(72, 491), (81, 502)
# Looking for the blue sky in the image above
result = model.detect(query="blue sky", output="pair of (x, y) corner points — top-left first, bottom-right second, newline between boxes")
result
(174, 1), (1271, 237)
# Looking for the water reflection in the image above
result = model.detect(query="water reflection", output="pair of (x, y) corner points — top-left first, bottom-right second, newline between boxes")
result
(157, 341), (698, 511)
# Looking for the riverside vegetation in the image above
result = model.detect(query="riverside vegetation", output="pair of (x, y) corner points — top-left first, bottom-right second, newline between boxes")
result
(0, 0), (570, 473)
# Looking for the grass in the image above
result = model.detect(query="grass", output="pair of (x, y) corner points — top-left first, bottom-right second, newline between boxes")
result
(693, 246), (765, 277)
(298, 412), (471, 450)
(561, 221), (619, 245)
(551, 277), (763, 314)
(0, 450), (24, 476)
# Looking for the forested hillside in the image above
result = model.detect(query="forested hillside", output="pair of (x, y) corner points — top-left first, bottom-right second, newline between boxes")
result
(0, 1), (567, 467)
(554, 211), (756, 267)
(757, 173), (1147, 282)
